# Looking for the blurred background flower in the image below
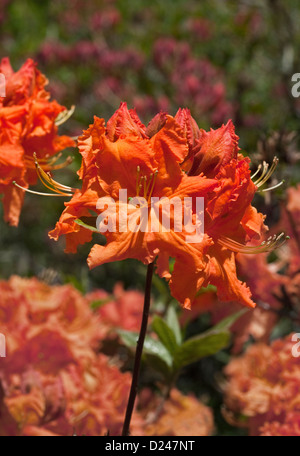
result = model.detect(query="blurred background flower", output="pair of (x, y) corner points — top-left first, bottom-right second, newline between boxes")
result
(222, 334), (300, 436)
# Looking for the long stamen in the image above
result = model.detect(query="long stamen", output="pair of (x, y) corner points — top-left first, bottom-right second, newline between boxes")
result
(36, 172), (73, 196)
(13, 181), (70, 197)
(143, 176), (147, 199)
(260, 180), (285, 193)
(144, 173), (153, 197)
(135, 167), (158, 202)
(252, 157), (278, 184)
(55, 105), (75, 126)
(251, 157), (284, 192)
(147, 170), (158, 203)
(136, 166), (141, 196)
(218, 233), (289, 254)
(25, 152), (73, 173)
(139, 176), (145, 198)
(45, 170), (76, 193)
(47, 156), (73, 171)
(34, 153), (75, 196)
(252, 161), (269, 186)
(250, 164), (262, 180)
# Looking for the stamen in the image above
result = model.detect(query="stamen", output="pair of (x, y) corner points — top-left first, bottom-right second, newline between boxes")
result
(218, 232), (289, 254)
(145, 173), (153, 197)
(136, 166), (141, 196)
(13, 181), (70, 197)
(260, 180), (284, 193)
(25, 152), (72, 173)
(252, 157), (279, 188)
(135, 167), (158, 202)
(143, 175), (147, 199)
(250, 164), (262, 180)
(138, 183), (143, 196)
(34, 153), (75, 196)
(49, 156), (73, 171)
(252, 161), (269, 185)
(147, 170), (158, 203)
(45, 171), (76, 192)
(55, 105), (75, 126)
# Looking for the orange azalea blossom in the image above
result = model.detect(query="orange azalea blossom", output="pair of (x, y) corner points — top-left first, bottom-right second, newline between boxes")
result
(140, 388), (214, 436)
(0, 276), (144, 436)
(223, 334), (300, 436)
(259, 412), (300, 436)
(49, 103), (280, 309)
(86, 282), (146, 337)
(0, 57), (75, 226)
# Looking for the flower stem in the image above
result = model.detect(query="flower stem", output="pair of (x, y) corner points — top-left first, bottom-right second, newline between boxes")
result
(122, 261), (154, 436)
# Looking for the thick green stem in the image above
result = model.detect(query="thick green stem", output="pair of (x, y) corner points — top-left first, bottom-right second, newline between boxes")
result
(121, 262), (154, 436)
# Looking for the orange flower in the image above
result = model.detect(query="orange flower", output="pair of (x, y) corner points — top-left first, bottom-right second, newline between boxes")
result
(142, 388), (214, 437)
(49, 104), (282, 309)
(86, 282), (146, 336)
(0, 275), (144, 436)
(0, 57), (75, 226)
(223, 334), (300, 436)
(260, 413), (300, 436)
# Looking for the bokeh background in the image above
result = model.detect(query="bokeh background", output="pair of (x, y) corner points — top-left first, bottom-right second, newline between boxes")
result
(1, 0), (300, 436)
(1, 0), (300, 286)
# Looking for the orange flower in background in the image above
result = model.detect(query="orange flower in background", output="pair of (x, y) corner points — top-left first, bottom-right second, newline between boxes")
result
(141, 388), (214, 436)
(273, 183), (300, 276)
(0, 57), (75, 226)
(86, 282), (145, 337)
(49, 103), (282, 309)
(0, 276), (144, 436)
(223, 334), (300, 436)
(259, 413), (300, 436)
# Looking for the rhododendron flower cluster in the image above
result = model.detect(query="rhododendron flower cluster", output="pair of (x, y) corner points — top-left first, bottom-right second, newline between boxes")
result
(259, 412), (300, 436)
(35, 0), (233, 127)
(141, 388), (214, 437)
(195, 183), (300, 353)
(0, 58), (74, 226)
(223, 334), (300, 436)
(152, 38), (233, 125)
(0, 276), (144, 436)
(86, 282), (145, 338)
(49, 102), (272, 310)
(0, 275), (215, 436)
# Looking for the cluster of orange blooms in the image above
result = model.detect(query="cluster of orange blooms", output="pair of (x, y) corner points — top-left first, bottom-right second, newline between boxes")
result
(0, 57), (74, 226)
(0, 275), (213, 436)
(223, 334), (300, 436)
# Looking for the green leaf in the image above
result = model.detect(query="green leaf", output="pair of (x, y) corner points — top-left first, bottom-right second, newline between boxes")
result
(90, 296), (114, 310)
(173, 331), (231, 370)
(63, 274), (86, 293)
(74, 218), (99, 232)
(143, 335), (173, 367)
(118, 330), (173, 367)
(211, 308), (248, 332)
(143, 354), (172, 379)
(196, 284), (217, 296)
(152, 315), (178, 354)
(166, 305), (182, 345)
(118, 329), (138, 348)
